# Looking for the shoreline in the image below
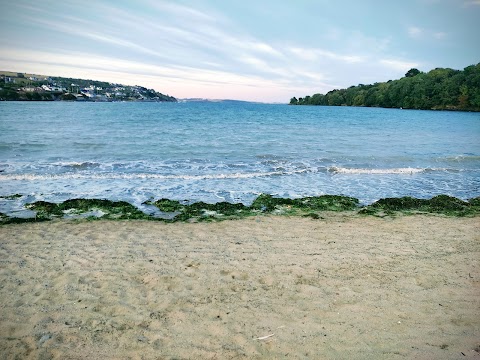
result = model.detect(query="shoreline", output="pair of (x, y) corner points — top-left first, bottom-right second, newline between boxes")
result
(0, 215), (478, 358)
(1, 194), (479, 225)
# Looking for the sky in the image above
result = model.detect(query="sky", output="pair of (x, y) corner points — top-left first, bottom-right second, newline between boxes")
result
(0, 0), (479, 103)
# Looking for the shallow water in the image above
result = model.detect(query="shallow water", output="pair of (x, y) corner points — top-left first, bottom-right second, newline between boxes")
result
(1, 101), (479, 216)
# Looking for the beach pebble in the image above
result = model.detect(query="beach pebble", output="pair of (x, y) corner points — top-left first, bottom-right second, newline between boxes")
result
(38, 333), (52, 346)
(137, 335), (149, 342)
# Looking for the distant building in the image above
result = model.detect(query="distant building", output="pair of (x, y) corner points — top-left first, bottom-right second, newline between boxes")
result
(70, 84), (80, 93)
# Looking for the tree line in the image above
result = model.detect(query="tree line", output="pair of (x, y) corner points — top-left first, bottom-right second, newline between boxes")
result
(290, 63), (480, 111)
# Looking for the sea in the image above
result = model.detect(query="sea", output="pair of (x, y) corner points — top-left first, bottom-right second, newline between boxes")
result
(1, 101), (479, 217)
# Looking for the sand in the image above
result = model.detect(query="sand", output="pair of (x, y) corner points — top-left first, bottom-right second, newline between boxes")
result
(0, 214), (479, 359)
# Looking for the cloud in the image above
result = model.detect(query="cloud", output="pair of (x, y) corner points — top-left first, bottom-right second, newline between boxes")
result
(433, 32), (447, 39)
(347, 31), (391, 53)
(288, 47), (319, 61)
(408, 26), (423, 38)
(249, 42), (284, 57)
(0, 47), (325, 101)
(379, 59), (419, 72)
(287, 47), (365, 63)
(407, 25), (447, 40)
(140, 0), (219, 23)
(4, 2), (322, 97)
(0, 48), (269, 86)
(0, 1), (428, 101)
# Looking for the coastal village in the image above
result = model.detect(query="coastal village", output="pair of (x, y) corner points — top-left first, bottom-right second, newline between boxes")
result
(0, 71), (177, 102)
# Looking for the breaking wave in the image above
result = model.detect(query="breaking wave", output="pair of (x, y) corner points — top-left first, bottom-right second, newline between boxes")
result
(329, 167), (433, 174)
(0, 169), (309, 181)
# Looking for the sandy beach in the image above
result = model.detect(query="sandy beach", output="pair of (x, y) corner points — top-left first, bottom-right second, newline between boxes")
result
(0, 214), (479, 359)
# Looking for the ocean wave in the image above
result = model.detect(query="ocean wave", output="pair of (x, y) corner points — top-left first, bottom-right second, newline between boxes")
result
(329, 167), (428, 174)
(0, 169), (310, 181)
(440, 155), (480, 162)
(53, 161), (101, 169)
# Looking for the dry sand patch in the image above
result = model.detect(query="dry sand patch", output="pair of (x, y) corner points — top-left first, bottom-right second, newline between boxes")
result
(0, 215), (479, 359)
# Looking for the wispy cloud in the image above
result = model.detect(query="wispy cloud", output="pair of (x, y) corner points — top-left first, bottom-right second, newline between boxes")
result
(143, 0), (218, 23)
(0, 1), (430, 101)
(0, 48), (307, 101)
(0, 48), (285, 87)
(408, 26), (423, 38)
(379, 59), (419, 72)
(288, 47), (365, 63)
(433, 32), (447, 39)
(346, 31), (391, 53)
(407, 25), (447, 40)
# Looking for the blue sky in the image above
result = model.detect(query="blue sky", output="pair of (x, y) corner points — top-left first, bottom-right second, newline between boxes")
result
(1, 0), (479, 102)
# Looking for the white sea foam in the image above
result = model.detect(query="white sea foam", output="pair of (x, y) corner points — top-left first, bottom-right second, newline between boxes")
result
(329, 167), (427, 174)
(53, 161), (100, 167)
(0, 169), (309, 182)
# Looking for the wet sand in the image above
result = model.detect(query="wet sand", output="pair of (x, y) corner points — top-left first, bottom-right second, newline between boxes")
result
(0, 214), (479, 359)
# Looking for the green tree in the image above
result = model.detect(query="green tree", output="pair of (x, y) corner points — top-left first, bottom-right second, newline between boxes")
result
(405, 68), (421, 78)
(290, 63), (479, 111)
(458, 85), (469, 109)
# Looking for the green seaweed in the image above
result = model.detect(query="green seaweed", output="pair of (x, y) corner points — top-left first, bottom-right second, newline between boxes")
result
(153, 198), (184, 212)
(9, 217), (51, 224)
(26, 199), (152, 220)
(0, 194), (23, 200)
(359, 195), (479, 217)
(0, 211), (51, 225)
(60, 199), (148, 219)
(171, 201), (250, 222)
(429, 195), (469, 212)
(296, 195), (359, 211)
(250, 194), (358, 213)
(4, 194), (479, 225)
(26, 201), (63, 217)
(161, 194), (359, 222)
(250, 194), (297, 212)
(468, 197), (480, 207)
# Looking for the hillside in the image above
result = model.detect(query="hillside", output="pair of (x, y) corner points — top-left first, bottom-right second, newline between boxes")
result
(0, 71), (176, 102)
(290, 63), (480, 111)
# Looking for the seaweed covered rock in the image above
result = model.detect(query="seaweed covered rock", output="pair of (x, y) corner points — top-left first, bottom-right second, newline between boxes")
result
(296, 195), (359, 211)
(26, 201), (63, 218)
(27, 199), (150, 220)
(61, 199), (149, 219)
(171, 201), (250, 222)
(250, 194), (359, 213)
(0, 215), (48, 225)
(250, 194), (296, 212)
(360, 195), (478, 216)
(428, 195), (470, 212)
(469, 197), (480, 207)
(153, 199), (184, 212)
(8, 194), (479, 225)
(0, 194), (23, 200)
(359, 197), (429, 214)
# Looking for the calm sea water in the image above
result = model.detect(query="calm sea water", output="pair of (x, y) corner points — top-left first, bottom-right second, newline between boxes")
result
(1, 101), (479, 216)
